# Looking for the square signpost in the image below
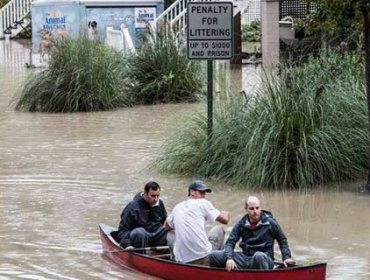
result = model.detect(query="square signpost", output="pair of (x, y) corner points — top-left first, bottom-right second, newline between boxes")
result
(187, 2), (233, 149)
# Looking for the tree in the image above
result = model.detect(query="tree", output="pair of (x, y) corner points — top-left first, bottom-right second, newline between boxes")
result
(302, 0), (365, 51)
(306, 0), (370, 190)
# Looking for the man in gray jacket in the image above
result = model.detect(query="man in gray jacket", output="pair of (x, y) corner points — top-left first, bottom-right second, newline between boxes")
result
(209, 196), (296, 271)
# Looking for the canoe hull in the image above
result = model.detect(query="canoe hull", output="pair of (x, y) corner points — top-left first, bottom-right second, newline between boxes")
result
(99, 224), (326, 280)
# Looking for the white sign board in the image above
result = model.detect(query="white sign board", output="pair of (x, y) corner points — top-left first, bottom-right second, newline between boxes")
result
(135, 7), (156, 28)
(187, 2), (233, 60)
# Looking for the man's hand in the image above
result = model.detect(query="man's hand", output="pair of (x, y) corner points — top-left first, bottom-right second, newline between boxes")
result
(283, 258), (296, 267)
(226, 259), (237, 272)
(163, 220), (173, 231)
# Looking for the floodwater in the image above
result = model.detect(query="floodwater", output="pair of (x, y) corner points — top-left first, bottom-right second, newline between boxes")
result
(0, 39), (369, 280)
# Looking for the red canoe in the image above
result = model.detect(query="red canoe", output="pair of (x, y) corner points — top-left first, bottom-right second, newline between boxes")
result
(99, 224), (327, 280)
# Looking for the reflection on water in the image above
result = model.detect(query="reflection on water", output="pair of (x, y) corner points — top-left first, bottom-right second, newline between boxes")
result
(0, 40), (369, 280)
(0, 39), (31, 73)
(213, 61), (261, 95)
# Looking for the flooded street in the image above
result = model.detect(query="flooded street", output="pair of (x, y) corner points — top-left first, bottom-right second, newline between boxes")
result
(0, 39), (369, 280)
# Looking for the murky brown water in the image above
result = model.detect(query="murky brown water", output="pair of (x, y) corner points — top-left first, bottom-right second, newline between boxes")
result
(0, 40), (369, 280)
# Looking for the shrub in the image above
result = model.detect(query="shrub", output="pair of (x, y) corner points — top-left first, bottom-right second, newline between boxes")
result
(16, 37), (131, 112)
(122, 29), (204, 104)
(241, 20), (261, 42)
(155, 50), (368, 189)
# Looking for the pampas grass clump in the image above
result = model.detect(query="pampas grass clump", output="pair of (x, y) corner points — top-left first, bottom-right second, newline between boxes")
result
(155, 50), (368, 189)
(16, 37), (130, 112)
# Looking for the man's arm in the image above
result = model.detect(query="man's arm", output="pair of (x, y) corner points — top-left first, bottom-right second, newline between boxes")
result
(272, 219), (296, 266)
(164, 212), (176, 231)
(160, 200), (167, 224)
(223, 219), (242, 271)
(224, 219), (241, 258)
(216, 210), (230, 224)
(117, 203), (137, 248)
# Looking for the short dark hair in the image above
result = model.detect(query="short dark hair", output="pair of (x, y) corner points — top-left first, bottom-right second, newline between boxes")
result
(144, 181), (160, 193)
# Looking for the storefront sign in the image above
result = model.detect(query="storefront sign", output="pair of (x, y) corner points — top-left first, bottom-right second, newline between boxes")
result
(135, 7), (156, 28)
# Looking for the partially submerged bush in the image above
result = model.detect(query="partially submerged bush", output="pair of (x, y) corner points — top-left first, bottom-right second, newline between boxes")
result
(122, 29), (204, 104)
(17, 29), (203, 112)
(155, 50), (368, 189)
(16, 38), (130, 112)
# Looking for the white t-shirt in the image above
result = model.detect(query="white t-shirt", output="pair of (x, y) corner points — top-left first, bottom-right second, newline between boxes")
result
(166, 198), (220, 263)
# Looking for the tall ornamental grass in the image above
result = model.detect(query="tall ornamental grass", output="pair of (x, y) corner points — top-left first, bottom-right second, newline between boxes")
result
(155, 50), (368, 189)
(122, 30), (204, 104)
(16, 38), (131, 112)
(16, 31), (203, 112)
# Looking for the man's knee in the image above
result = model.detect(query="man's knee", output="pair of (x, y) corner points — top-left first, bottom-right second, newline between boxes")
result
(130, 227), (147, 238)
(167, 230), (175, 247)
(129, 227), (148, 246)
(253, 251), (268, 261)
(252, 252), (273, 269)
(166, 230), (175, 259)
(209, 250), (227, 267)
(208, 226), (225, 250)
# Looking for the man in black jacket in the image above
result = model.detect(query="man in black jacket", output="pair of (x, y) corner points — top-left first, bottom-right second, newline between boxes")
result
(209, 196), (296, 270)
(117, 181), (167, 248)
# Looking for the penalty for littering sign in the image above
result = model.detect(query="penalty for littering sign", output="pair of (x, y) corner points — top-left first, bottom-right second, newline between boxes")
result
(187, 2), (233, 60)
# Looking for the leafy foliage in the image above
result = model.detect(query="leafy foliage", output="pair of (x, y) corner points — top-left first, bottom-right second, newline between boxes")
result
(241, 20), (261, 42)
(304, 0), (366, 45)
(164, 0), (175, 9)
(0, 0), (11, 8)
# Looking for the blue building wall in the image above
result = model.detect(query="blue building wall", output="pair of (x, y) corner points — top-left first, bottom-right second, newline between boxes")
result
(32, 0), (164, 53)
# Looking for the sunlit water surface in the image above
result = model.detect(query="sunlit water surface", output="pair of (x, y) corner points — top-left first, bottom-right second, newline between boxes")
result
(0, 40), (369, 280)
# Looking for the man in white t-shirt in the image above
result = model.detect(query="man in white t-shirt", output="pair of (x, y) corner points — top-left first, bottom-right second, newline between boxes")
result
(164, 181), (230, 265)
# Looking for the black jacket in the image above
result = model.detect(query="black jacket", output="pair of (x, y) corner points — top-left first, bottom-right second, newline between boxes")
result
(117, 192), (167, 248)
(225, 210), (292, 261)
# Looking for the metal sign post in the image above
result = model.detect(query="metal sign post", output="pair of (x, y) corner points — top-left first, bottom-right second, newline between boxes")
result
(207, 60), (213, 139)
(187, 2), (233, 143)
